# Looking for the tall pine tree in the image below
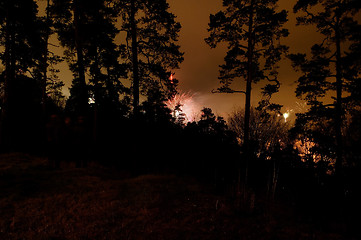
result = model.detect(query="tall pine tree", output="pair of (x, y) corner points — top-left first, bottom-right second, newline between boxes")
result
(51, 0), (126, 116)
(289, 0), (361, 175)
(0, 0), (45, 148)
(205, 0), (288, 187)
(51, 0), (88, 115)
(116, 0), (184, 115)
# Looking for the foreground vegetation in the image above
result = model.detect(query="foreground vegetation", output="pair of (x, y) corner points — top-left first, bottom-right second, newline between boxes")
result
(0, 153), (358, 240)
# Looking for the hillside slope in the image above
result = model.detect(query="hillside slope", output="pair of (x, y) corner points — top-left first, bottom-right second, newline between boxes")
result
(0, 153), (353, 240)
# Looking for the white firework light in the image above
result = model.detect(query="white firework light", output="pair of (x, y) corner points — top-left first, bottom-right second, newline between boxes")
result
(281, 101), (308, 122)
(283, 112), (290, 122)
(166, 91), (202, 122)
(281, 108), (293, 122)
(295, 101), (308, 113)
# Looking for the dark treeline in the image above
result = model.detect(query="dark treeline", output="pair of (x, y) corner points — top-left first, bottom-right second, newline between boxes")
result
(0, 0), (361, 236)
(0, 0), (184, 151)
(204, 0), (361, 234)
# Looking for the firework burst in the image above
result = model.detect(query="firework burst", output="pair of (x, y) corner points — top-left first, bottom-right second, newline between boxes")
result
(295, 101), (308, 113)
(166, 91), (202, 123)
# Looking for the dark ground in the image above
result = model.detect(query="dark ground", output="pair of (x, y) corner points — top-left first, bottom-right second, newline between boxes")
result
(0, 153), (357, 240)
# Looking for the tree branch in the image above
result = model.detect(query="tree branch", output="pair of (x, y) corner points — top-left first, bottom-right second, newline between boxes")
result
(264, 75), (280, 85)
(212, 88), (246, 94)
(48, 43), (60, 48)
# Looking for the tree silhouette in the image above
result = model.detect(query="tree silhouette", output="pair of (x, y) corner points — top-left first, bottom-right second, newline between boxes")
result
(183, 108), (240, 188)
(39, 0), (51, 116)
(51, 0), (127, 116)
(205, 0), (288, 192)
(51, 0), (91, 115)
(228, 107), (290, 161)
(0, 0), (45, 148)
(289, 0), (361, 175)
(35, 0), (64, 114)
(116, 0), (184, 115)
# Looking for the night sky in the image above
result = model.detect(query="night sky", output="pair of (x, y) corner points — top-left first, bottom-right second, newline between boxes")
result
(167, 0), (324, 118)
(54, 0), (331, 119)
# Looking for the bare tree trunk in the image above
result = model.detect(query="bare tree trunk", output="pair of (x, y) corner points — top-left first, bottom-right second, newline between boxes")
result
(41, 0), (51, 116)
(269, 159), (279, 201)
(242, 0), (254, 191)
(130, 0), (140, 115)
(73, 0), (88, 115)
(92, 49), (102, 144)
(334, 14), (346, 214)
(236, 0), (255, 213)
(39, 0), (51, 152)
(334, 16), (343, 177)
(0, 5), (15, 148)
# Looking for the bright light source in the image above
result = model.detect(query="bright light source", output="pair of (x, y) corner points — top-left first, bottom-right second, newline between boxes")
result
(165, 91), (201, 122)
(169, 73), (174, 84)
(88, 97), (95, 104)
(283, 112), (289, 122)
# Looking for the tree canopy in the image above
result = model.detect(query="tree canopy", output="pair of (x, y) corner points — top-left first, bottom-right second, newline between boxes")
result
(289, 0), (361, 173)
(117, 0), (184, 114)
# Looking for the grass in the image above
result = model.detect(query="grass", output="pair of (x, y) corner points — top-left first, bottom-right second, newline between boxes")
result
(0, 153), (356, 239)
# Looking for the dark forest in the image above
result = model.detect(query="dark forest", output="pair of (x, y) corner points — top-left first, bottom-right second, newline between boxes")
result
(0, 0), (360, 239)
